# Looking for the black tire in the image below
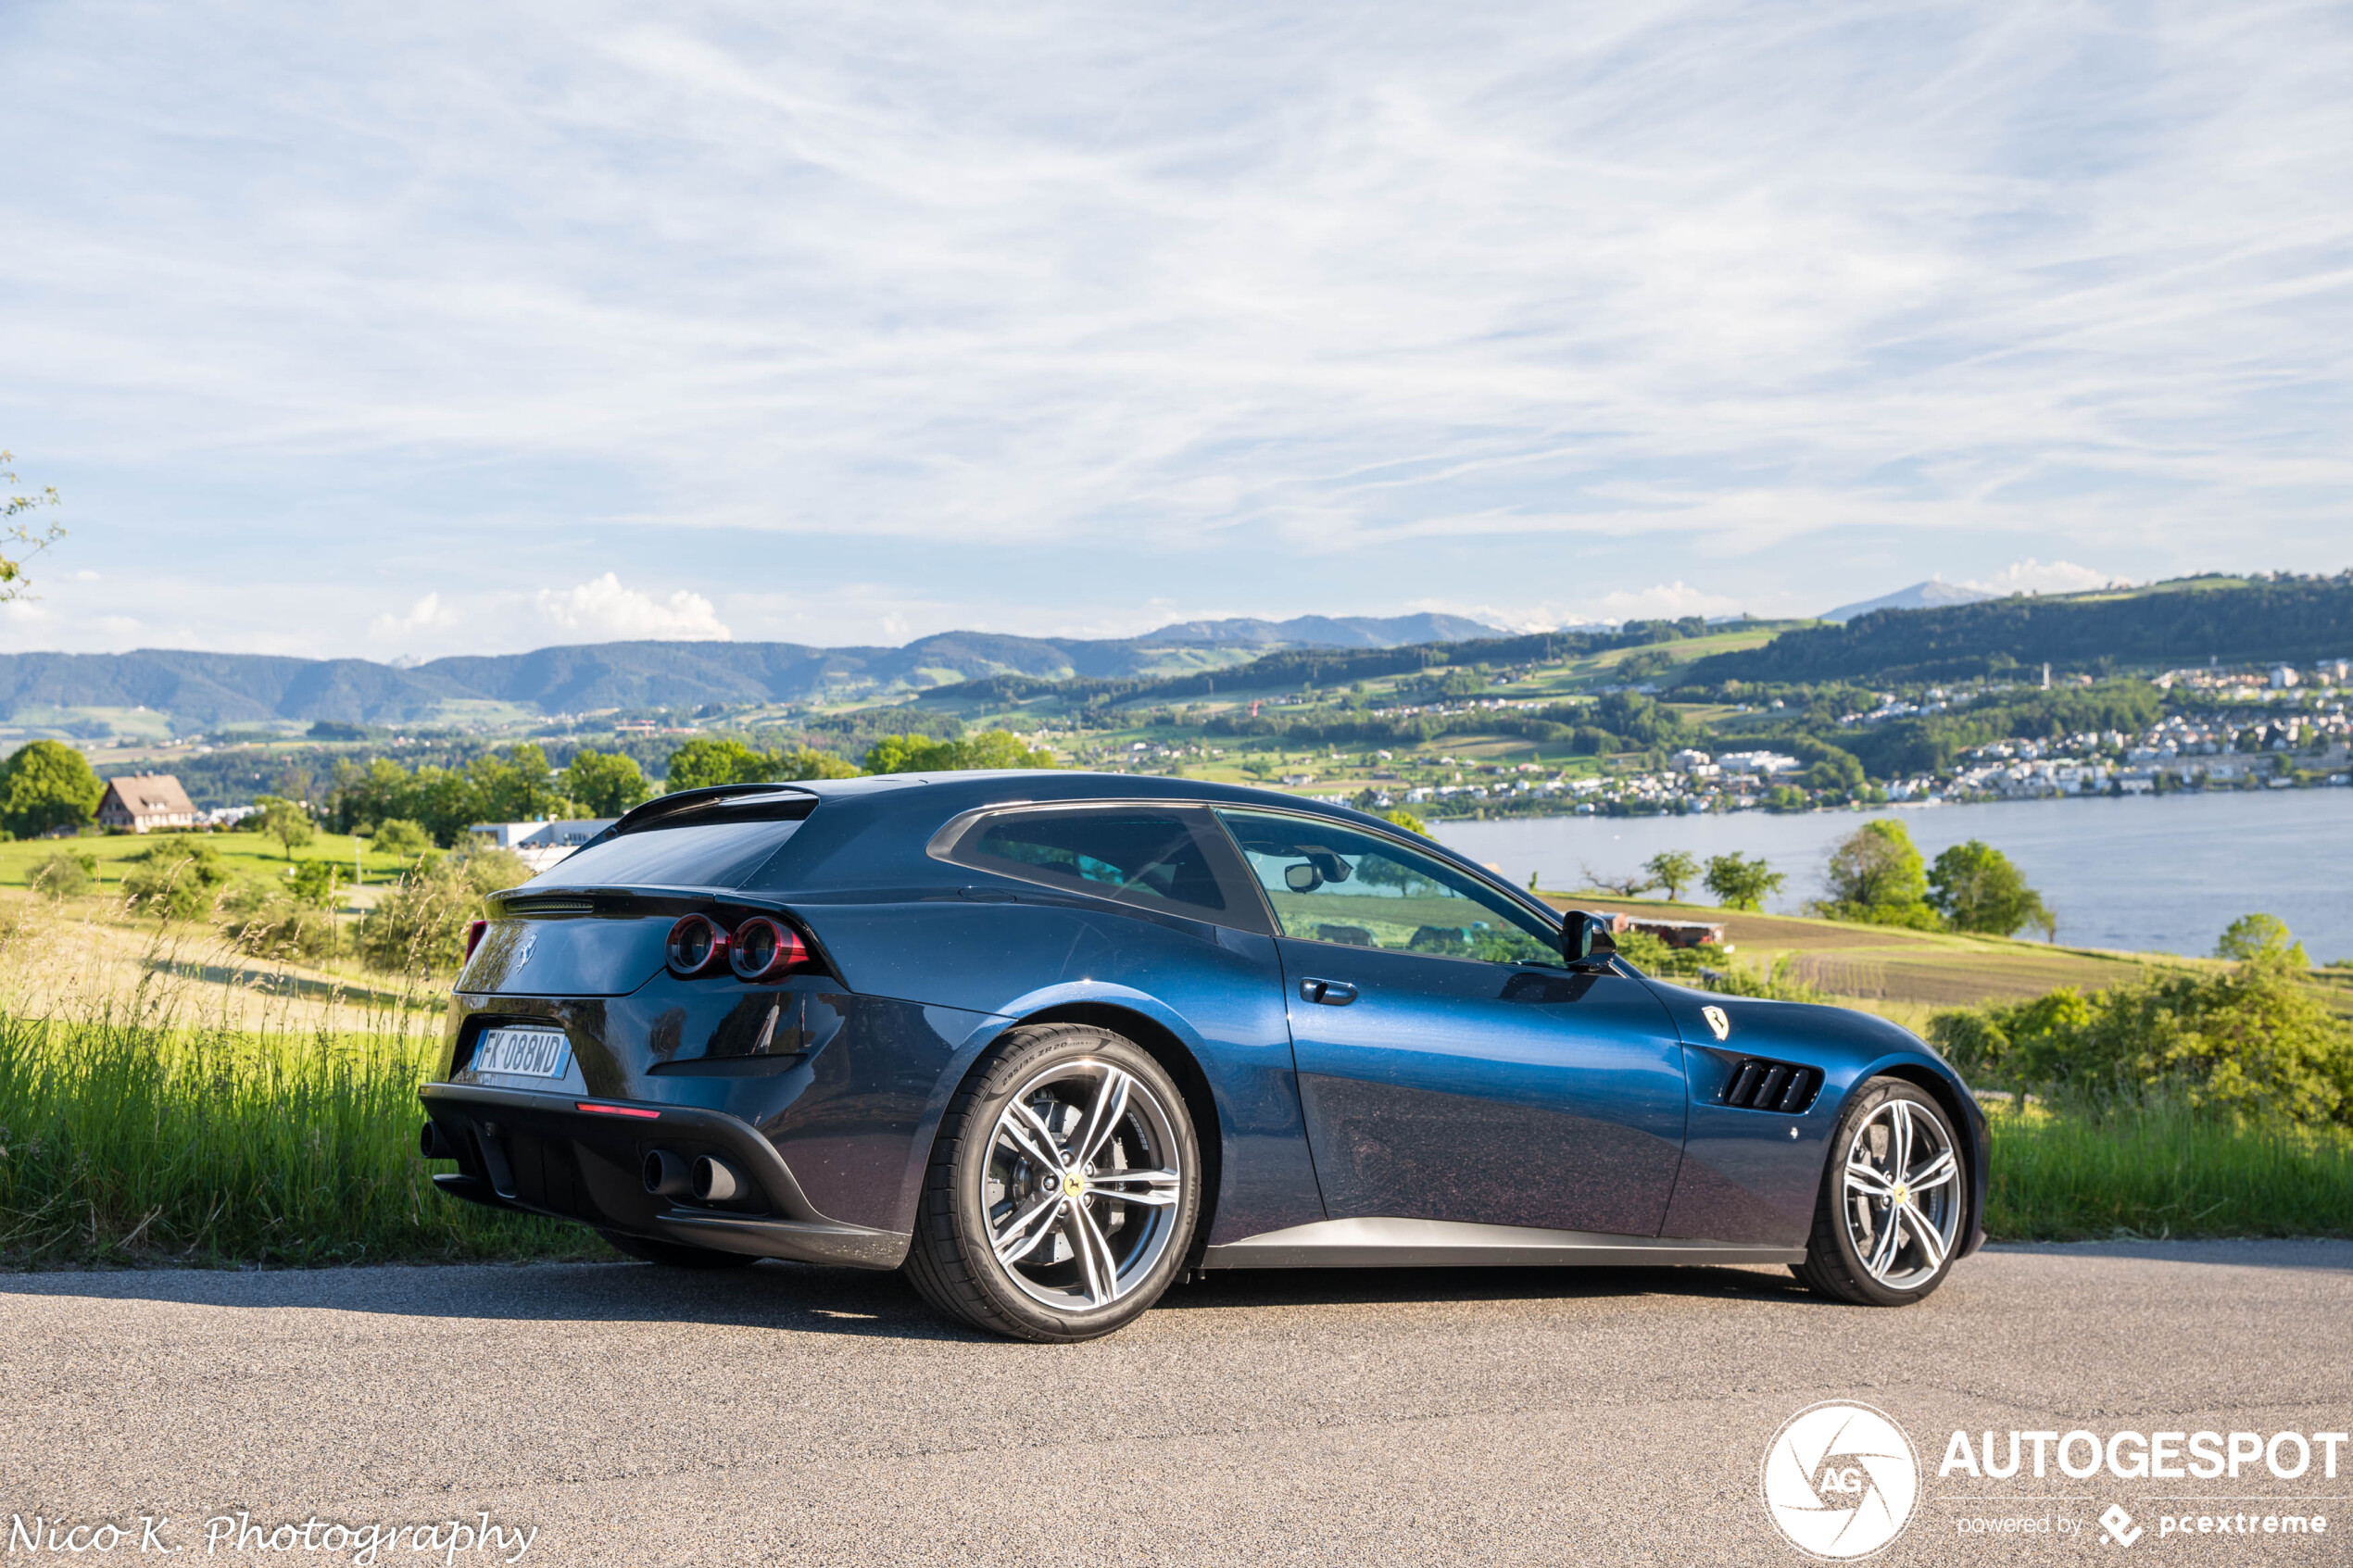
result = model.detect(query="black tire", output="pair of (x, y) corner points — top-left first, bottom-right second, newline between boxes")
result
(597, 1228), (761, 1270)
(903, 1022), (1201, 1342)
(1793, 1076), (1965, 1307)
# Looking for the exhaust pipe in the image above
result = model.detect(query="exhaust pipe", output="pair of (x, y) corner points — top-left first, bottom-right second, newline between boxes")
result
(642, 1149), (693, 1198)
(692, 1155), (743, 1204)
(420, 1120), (458, 1160)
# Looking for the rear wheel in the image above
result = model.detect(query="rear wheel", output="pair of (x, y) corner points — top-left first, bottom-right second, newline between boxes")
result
(1794, 1077), (1965, 1306)
(903, 1023), (1200, 1342)
(597, 1228), (761, 1270)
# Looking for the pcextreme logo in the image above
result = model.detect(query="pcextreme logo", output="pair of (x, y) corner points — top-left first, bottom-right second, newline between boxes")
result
(1762, 1401), (1920, 1560)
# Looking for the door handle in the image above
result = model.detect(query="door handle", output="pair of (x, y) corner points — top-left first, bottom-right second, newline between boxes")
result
(1299, 978), (1358, 1006)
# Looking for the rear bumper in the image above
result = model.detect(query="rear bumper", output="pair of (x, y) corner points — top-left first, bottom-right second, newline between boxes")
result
(419, 1082), (909, 1270)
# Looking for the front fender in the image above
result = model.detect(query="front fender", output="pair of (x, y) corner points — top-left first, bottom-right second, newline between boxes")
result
(1642, 982), (1988, 1254)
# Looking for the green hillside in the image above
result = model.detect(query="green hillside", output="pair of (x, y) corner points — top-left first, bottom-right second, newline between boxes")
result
(1685, 572), (2353, 686)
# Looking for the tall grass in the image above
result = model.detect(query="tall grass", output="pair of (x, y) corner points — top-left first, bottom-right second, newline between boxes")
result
(0, 920), (596, 1266)
(1984, 1095), (2353, 1241)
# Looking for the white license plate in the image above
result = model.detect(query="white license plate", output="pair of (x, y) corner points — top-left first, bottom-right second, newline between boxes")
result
(472, 1028), (572, 1079)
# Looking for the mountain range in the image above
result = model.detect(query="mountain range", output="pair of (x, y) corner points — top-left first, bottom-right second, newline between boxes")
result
(0, 612), (1506, 732)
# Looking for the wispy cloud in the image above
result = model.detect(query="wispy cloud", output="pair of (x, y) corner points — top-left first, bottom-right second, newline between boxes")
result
(0, 1), (2348, 654)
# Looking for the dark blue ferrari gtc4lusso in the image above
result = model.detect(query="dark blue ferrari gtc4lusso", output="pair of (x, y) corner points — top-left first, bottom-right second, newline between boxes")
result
(421, 772), (1988, 1341)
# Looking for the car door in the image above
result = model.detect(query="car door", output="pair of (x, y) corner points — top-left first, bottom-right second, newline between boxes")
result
(1214, 808), (1690, 1238)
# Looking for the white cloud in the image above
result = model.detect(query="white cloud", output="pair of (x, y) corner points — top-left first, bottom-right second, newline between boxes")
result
(71, 569), (101, 582)
(535, 573), (730, 641)
(1964, 560), (2120, 597)
(368, 592), (456, 642)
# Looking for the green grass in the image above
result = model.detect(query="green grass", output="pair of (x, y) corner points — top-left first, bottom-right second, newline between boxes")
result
(0, 997), (597, 1266)
(0, 829), (418, 891)
(1985, 1099), (2353, 1241)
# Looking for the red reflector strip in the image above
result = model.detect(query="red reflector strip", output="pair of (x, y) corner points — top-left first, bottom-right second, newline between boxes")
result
(575, 1102), (661, 1120)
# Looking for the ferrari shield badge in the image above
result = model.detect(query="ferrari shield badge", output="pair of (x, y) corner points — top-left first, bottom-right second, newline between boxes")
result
(1702, 1005), (1730, 1042)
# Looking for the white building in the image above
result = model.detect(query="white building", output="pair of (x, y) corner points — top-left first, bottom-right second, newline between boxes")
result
(1717, 750), (1803, 775)
(2271, 665), (2300, 689)
(470, 819), (620, 872)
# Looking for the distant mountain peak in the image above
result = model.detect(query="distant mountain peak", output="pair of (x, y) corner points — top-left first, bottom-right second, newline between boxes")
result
(1821, 578), (1996, 623)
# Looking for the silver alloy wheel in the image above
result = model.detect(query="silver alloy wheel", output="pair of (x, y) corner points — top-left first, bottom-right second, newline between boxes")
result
(982, 1058), (1187, 1312)
(1840, 1097), (1961, 1290)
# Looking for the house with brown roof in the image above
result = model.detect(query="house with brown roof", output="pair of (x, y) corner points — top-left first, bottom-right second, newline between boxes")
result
(96, 773), (198, 834)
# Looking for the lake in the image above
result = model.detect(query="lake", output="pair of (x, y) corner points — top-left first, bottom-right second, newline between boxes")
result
(1434, 788), (2353, 964)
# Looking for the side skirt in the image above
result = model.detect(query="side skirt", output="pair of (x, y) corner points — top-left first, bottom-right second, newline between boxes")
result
(1199, 1216), (1806, 1270)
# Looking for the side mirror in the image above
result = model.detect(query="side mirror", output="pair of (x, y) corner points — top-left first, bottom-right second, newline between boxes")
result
(1284, 862), (1325, 894)
(1562, 909), (1618, 968)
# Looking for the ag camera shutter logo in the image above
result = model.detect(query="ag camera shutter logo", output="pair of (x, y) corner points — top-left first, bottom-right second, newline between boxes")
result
(1761, 1401), (1920, 1559)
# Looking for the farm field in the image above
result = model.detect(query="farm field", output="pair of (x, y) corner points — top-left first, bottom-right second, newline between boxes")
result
(1533, 893), (2353, 1024)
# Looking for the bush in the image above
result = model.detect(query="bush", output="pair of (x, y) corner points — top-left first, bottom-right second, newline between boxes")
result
(120, 837), (232, 922)
(368, 818), (432, 858)
(288, 859), (341, 909)
(28, 848), (96, 901)
(1928, 925), (2353, 1124)
(354, 849), (531, 974)
(216, 884), (336, 961)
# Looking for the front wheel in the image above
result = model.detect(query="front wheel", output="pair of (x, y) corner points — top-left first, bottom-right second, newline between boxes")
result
(1793, 1077), (1966, 1307)
(903, 1023), (1201, 1342)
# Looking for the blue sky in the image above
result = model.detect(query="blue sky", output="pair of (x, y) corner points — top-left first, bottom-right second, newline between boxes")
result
(4, 1), (2349, 658)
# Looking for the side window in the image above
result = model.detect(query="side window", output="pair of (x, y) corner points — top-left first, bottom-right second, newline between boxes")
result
(1214, 809), (1562, 967)
(944, 808), (1245, 922)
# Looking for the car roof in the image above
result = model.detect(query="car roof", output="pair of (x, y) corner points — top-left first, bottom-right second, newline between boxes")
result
(760, 771), (1558, 925)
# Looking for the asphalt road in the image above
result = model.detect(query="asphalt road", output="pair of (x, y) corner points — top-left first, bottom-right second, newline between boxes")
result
(2, 1241), (2347, 1566)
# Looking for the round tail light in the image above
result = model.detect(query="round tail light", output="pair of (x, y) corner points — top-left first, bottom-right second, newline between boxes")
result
(665, 913), (728, 975)
(729, 916), (806, 981)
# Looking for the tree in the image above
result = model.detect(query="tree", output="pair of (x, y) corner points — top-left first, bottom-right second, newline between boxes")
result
(1817, 819), (1937, 927)
(1927, 840), (2053, 937)
(1579, 862), (1655, 898)
(470, 744), (563, 822)
(663, 737), (772, 792)
(1705, 852), (1784, 912)
(2216, 913), (2309, 970)
(1644, 849), (1700, 901)
(862, 731), (1056, 774)
(1383, 808), (1429, 836)
(250, 796), (315, 859)
(560, 749), (651, 816)
(773, 746), (860, 781)
(0, 450), (66, 602)
(0, 741), (105, 838)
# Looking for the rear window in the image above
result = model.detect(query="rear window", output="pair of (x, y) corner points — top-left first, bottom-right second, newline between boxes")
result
(944, 808), (1242, 921)
(527, 811), (808, 892)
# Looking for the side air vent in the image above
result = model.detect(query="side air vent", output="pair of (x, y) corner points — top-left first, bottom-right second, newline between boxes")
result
(505, 897), (597, 917)
(1722, 1058), (1822, 1114)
